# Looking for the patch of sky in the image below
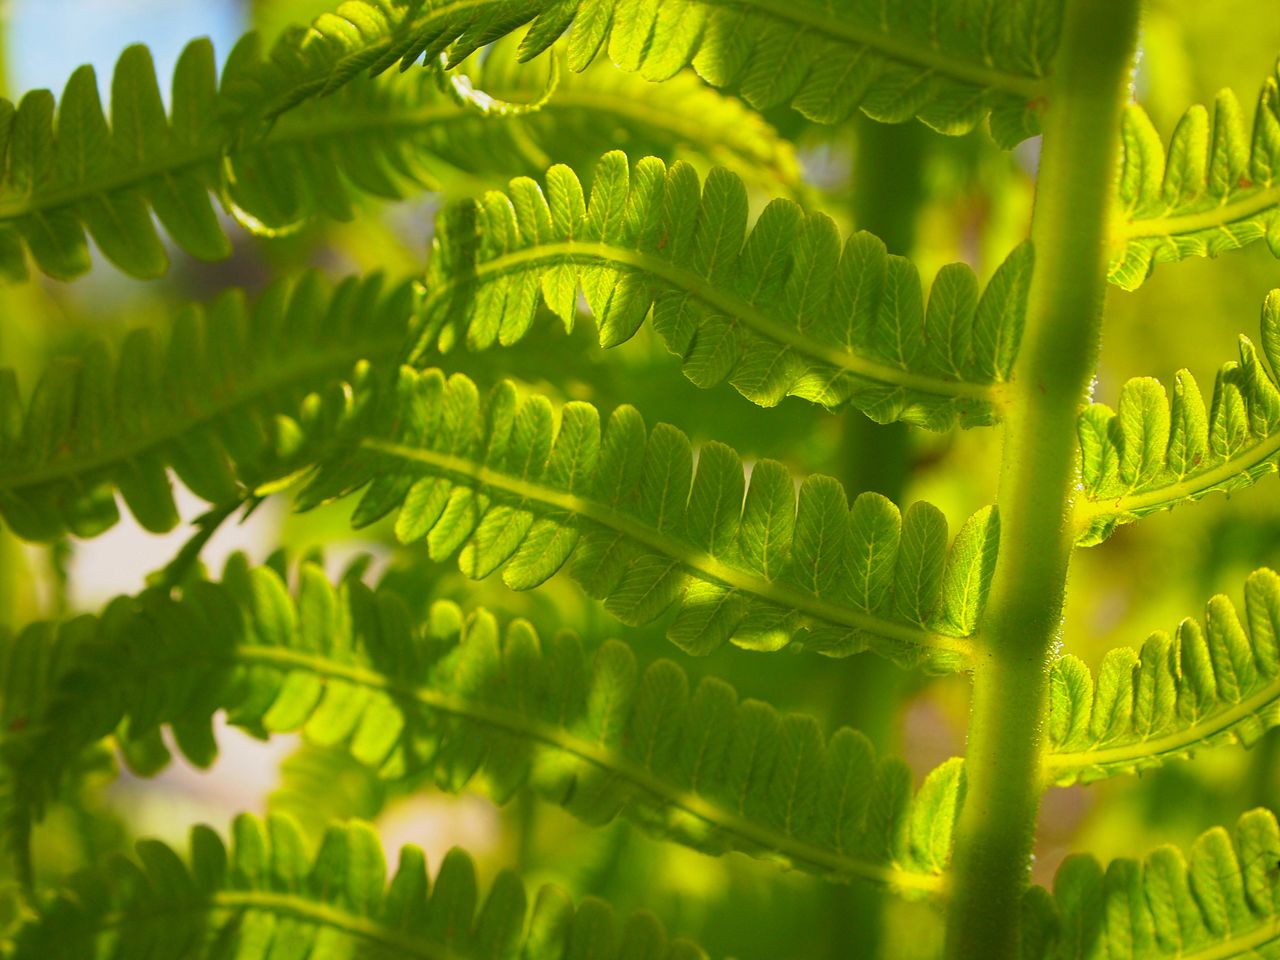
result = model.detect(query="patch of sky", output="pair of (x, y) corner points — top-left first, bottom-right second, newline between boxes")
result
(8, 0), (244, 101)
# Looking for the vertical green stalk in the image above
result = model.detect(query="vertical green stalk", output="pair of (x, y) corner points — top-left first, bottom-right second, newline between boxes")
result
(828, 117), (928, 960)
(943, 3), (1140, 957)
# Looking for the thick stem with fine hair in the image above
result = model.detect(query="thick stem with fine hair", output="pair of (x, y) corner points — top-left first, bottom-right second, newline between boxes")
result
(943, 2), (1140, 957)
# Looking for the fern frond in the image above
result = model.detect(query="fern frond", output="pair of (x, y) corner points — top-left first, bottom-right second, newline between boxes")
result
(247, 0), (1059, 149)
(10, 812), (712, 959)
(1027, 808), (1280, 959)
(412, 152), (1033, 429)
(1109, 68), (1280, 290)
(1043, 568), (1280, 786)
(6, 555), (962, 895)
(0, 272), (413, 541)
(304, 366), (995, 667)
(1074, 290), (1280, 545)
(0, 32), (797, 281)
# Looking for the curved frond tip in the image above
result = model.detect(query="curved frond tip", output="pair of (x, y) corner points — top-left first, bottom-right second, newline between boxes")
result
(1045, 567), (1280, 786)
(1075, 289), (1280, 545)
(5, 555), (962, 895)
(1109, 66), (1280, 290)
(302, 367), (999, 668)
(0, 272), (414, 542)
(1024, 808), (1280, 959)
(414, 151), (1033, 430)
(9, 813), (712, 959)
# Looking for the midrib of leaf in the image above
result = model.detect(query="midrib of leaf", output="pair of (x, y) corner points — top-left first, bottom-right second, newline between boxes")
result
(99, 890), (460, 960)
(1115, 184), (1280, 242)
(1043, 674), (1280, 779)
(289, 0), (1047, 112)
(1073, 429), (1280, 530)
(1177, 917), (1280, 960)
(425, 242), (1003, 406)
(234, 643), (946, 892)
(0, 335), (404, 492)
(361, 437), (975, 658)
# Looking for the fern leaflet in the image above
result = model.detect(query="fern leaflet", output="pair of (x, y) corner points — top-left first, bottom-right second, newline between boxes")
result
(1044, 568), (1280, 786)
(9, 812), (710, 959)
(412, 152), (1033, 430)
(0, 273), (413, 541)
(247, 0), (1060, 149)
(301, 366), (996, 668)
(1024, 808), (1280, 959)
(1075, 290), (1280, 545)
(4, 555), (962, 894)
(1109, 66), (1280, 290)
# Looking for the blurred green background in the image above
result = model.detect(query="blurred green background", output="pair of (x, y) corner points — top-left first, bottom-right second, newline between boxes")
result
(2, 1), (1279, 957)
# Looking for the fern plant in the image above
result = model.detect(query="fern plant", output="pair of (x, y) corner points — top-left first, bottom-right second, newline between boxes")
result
(5, 0), (1280, 957)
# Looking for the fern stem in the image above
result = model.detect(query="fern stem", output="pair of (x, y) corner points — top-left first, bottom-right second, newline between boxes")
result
(942, 2), (1140, 957)
(152, 498), (247, 591)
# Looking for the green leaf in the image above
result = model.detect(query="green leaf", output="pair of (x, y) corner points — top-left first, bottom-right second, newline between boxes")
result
(1045, 567), (1280, 785)
(1035, 808), (1280, 959)
(6, 556), (963, 896)
(414, 153), (1034, 429)
(307, 367), (996, 668)
(9, 813), (709, 959)
(0, 273), (414, 541)
(235, 0), (1059, 148)
(1109, 66), (1280, 290)
(1076, 290), (1280, 544)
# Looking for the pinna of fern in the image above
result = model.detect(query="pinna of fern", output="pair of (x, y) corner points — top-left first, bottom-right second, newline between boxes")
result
(1075, 289), (1280, 545)
(1045, 566), (1280, 786)
(9, 811), (713, 959)
(0, 272), (414, 541)
(297, 364), (999, 670)
(413, 151), (1034, 431)
(1021, 807), (1280, 960)
(0, 552), (963, 896)
(1109, 60), (1280, 290)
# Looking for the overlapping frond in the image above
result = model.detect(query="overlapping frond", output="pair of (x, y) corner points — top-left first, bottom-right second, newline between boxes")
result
(1075, 290), (1280, 545)
(249, 0), (1060, 148)
(1109, 66), (1280, 290)
(270, 743), (397, 840)
(412, 152), (1033, 429)
(0, 31), (801, 281)
(0, 272), (413, 541)
(430, 44), (805, 196)
(5, 555), (963, 894)
(1023, 808), (1280, 960)
(10, 812), (711, 959)
(1044, 568), (1280, 786)
(304, 367), (998, 668)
